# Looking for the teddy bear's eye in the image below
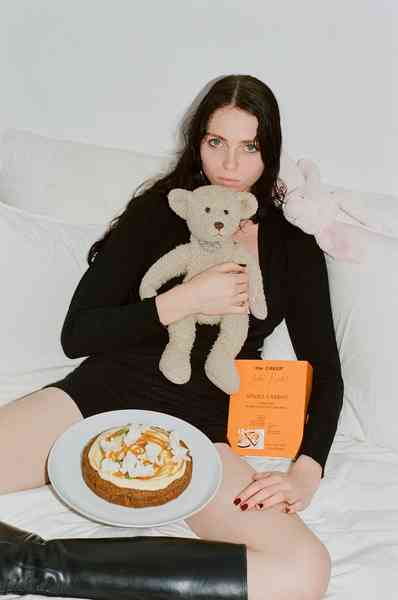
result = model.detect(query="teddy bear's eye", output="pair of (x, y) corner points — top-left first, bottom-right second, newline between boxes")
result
(224, 210), (229, 215)
(205, 207), (211, 213)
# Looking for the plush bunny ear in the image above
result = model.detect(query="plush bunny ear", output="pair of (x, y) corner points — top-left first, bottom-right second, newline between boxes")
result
(296, 159), (321, 190)
(284, 159), (367, 262)
(168, 188), (192, 221)
(239, 191), (258, 219)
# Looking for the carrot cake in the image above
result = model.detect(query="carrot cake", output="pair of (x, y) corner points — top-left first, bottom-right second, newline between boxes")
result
(81, 423), (193, 507)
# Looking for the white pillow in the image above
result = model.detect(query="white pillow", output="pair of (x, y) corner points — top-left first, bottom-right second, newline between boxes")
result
(262, 224), (398, 452)
(261, 318), (367, 441)
(0, 129), (172, 224)
(325, 231), (398, 451)
(0, 129), (304, 223)
(0, 200), (104, 406)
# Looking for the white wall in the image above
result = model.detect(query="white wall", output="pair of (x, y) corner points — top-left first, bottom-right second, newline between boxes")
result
(0, 0), (397, 195)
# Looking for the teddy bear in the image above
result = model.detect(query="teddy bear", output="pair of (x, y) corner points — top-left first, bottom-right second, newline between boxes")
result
(282, 159), (366, 262)
(139, 184), (267, 394)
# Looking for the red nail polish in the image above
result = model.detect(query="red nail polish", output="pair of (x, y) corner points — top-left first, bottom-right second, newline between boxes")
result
(240, 503), (248, 511)
(233, 498), (241, 506)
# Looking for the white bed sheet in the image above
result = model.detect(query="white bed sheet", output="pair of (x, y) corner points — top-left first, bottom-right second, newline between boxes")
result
(1, 436), (397, 600)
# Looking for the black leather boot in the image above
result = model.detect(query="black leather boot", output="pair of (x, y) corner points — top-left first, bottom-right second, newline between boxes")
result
(0, 521), (247, 599)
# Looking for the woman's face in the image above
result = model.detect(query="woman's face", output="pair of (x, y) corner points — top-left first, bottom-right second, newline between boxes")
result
(200, 105), (264, 192)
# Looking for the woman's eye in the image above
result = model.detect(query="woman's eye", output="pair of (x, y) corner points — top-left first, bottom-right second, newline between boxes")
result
(205, 207), (211, 213)
(245, 142), (258, 153)
(224, 209), (229, 215)
(208, 137), (222, 148)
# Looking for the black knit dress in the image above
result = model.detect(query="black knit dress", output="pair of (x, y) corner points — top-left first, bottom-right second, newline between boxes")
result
(47, 190), (344, 477)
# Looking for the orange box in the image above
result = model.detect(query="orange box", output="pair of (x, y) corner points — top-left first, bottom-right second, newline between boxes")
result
(227, 360), (312, 458)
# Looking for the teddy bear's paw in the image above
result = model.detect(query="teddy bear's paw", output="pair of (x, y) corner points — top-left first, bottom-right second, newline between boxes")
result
(250, 296), (267, 320)
(205, 351), (240, 394)
(139, 284), (157, 300)
(159, 347), (191, 385)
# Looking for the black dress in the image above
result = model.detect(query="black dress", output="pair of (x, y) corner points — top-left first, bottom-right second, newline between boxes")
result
(46, 190), (344, 477)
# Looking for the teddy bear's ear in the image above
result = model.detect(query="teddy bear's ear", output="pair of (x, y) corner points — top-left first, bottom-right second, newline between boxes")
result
(239, 192), (258, 219)
(168, 189), (192, 220)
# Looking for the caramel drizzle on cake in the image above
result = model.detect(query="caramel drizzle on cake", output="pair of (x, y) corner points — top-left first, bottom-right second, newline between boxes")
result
(88, 424), (191, 490)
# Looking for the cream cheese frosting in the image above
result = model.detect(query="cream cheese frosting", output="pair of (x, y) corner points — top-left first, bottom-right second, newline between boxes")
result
(88, 424), (191, 491)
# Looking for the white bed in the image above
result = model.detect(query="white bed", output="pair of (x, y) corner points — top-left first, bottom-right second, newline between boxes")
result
(1, 129), (397, 599)
(2, 438), (398, 599)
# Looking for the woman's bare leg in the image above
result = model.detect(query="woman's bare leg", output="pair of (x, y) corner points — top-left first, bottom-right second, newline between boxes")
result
(187, 443), (331, 600)
(0, 388), (83, 494)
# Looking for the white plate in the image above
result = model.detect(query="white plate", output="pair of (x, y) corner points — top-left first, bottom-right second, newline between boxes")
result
(47, 409), (223, 528)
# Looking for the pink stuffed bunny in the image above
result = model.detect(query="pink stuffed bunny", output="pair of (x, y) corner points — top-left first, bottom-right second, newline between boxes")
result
(282, 159), (366, 262)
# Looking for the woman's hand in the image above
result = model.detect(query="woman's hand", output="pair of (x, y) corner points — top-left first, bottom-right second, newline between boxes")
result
(233, 455), (322, 514)
(184, 262), (249, 316)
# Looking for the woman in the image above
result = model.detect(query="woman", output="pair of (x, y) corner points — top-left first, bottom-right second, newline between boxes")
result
(0, 75), (343, 599)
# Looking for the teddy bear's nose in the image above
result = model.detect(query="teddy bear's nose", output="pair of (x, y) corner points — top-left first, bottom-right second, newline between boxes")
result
(214, 222), (224, 231)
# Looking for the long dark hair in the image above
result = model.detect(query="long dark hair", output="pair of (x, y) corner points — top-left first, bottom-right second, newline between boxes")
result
(88, 74), (286, 264)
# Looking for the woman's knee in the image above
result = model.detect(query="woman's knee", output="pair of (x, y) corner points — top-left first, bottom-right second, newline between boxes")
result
(276, 538), (330, 600)
(293, 539), (331, 600)
(248, 538), (331, 600)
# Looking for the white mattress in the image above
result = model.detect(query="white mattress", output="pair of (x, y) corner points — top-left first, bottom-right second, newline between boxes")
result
(1, 435), (398, 600)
